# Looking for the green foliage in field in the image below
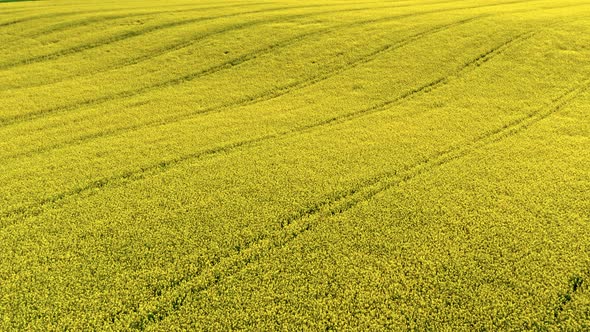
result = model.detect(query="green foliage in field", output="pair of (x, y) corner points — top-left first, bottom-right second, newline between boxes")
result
(0, 0), (589, 330)
(0, 0), (36, 3)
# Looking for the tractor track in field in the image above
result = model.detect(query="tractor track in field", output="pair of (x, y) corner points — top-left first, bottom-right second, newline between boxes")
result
(22, 0), (462, 39)
(0, 0), (578, 127)
(0, 14), (377, 125)
(107, 31), (546, 325)
(0, 1), (281, 29)
(0, 26), (543, 231)
(0, 16), (480, 225)
(2, 15), (484, 160)
(0, 2), (435, 72)
(0, 0), (538, 88)
(0, 0), (235, 17)
(0, 0), (465, 37)
(0, 4), (329, 69)
(22, 2), (275, 39)
(0, 9), (34, 16)
(0, 3), (484, 126)
(2, 0), (562, 134)
(0, 10), (114, 28)
(0, 0), (468, 93)
(0, 14), (580, 228)
(0, 2), (231, 28)
(116, 75), (590, 331)
(1, 2), (588, 329)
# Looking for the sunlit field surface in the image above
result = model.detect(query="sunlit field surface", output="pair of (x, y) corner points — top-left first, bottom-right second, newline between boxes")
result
(0, 0), (589, 330)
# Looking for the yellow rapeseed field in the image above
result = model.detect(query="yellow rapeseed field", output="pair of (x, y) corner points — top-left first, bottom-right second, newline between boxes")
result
(0, 0), (589, 330)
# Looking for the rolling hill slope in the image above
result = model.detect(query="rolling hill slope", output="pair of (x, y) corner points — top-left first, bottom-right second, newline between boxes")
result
(0, 0), (589, 330)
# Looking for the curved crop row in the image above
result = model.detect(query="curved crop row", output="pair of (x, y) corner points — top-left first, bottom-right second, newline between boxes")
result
(0, 26), (542, 229)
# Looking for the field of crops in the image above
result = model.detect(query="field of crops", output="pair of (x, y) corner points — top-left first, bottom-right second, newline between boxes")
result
(1, 0), (589, 330)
